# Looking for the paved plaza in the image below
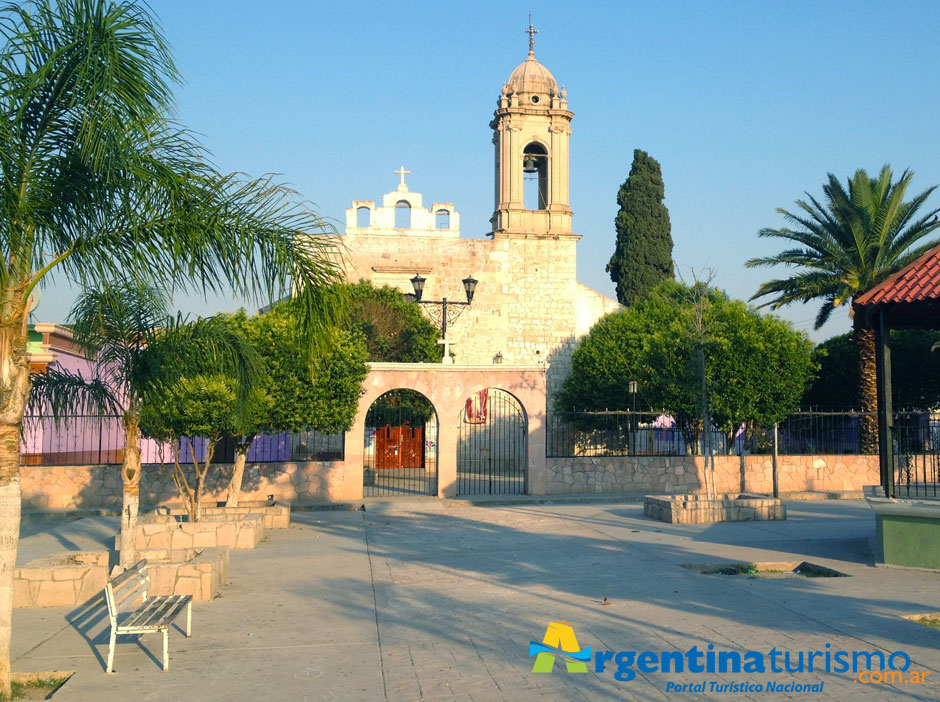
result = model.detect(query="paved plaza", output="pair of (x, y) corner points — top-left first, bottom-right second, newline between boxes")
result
(11, 498), (940, 701)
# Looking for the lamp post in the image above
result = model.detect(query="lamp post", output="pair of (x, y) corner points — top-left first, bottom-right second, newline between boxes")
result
(410, 273), (478, 362)
(628, 380), (638, 454)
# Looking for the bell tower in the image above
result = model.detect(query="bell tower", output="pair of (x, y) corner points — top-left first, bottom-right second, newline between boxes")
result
(490, 21), (574, 237)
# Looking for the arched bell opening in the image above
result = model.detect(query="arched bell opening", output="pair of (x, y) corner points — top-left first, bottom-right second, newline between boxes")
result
(522, 142), (549, 211)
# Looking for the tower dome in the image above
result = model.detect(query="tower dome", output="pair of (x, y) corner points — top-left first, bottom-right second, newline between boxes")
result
(506, 54), (558, 98)
(504, 20), (558, 100)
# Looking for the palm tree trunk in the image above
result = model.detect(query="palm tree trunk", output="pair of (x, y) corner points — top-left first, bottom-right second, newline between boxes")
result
(119, 412), (142, 569)
(225, 439), (252, 508)
(856, 325), (879, 453)
(0, 308), (31, 700)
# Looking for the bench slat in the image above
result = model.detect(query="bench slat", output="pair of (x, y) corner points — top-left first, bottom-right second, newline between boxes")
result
(122, 595), (191, 630)
(108, 559), (147, 590)
(111, 576), (149, 612)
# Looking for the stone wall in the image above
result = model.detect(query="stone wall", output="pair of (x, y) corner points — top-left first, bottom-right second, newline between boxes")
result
(20, 460), (346, 510)
(20, 452), (879, 510)
(543, 454), (880, 495)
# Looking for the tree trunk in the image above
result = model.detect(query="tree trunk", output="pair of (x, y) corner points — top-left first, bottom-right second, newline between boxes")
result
(193, 472), (202, 523)
(119, 412), (142, 569)
(0, 303), (31, 700)
(225, 438), (253, 508)
(856, 325), (879, 453)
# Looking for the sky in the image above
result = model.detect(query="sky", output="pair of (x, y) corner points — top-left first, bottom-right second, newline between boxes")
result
(36, 0), (940, 343)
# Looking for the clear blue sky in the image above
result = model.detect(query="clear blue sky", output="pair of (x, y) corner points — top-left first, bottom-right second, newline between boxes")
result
(38, 0), (940, 342)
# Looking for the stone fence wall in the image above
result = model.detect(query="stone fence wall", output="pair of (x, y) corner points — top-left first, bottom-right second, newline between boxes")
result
(21, 453), (880, 509)
(21, 460), (347, 510)
(544, 454), (880, 495)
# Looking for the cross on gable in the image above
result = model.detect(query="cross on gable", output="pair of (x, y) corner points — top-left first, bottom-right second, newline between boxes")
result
(395, 166), (411, 188)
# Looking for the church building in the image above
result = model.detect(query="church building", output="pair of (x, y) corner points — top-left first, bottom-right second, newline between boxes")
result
(336, 27), (619, 394)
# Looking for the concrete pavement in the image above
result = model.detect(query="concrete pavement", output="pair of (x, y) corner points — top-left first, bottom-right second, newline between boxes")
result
(11, 499), (940, 701)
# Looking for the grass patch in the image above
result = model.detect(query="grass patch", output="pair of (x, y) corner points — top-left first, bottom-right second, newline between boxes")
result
(10, 671), (73, 699)
(905, 614), (940, 630)
(683, 560), (848, 578)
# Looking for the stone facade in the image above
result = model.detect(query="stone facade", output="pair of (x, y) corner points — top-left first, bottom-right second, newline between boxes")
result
(340, 209), (617, 393)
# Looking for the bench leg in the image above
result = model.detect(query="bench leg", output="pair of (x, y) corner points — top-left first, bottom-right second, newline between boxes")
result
(106, 628), (116, 673)
(163, 629), (169, 671)
(186, 601), (192, 637)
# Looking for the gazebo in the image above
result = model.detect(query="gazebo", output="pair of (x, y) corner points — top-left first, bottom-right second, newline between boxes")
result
(853, 242), (940, 569)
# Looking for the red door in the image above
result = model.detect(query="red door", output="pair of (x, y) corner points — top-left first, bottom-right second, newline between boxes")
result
(375, 424), (425, 470)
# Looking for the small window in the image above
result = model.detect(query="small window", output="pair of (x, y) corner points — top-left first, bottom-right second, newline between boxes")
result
(435, 209), (450, 229)
(395, 200), (411, 229)
(356, 207), (370, 228)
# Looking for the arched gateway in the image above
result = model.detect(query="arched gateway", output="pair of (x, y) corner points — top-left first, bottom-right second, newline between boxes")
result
(457, 388), (527, 495)
(342, 363), (547, 500)
(363, 389), (438, 496)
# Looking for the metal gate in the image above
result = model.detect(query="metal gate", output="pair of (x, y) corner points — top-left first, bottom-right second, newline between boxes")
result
(364, 389), (438, 496)
(457, 388), (527, 495)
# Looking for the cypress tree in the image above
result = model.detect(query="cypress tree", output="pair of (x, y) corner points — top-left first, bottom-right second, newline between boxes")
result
(606, 149), (674, 305)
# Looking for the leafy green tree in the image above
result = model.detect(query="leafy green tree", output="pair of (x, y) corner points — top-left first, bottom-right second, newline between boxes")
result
(557, 281), (815, 437)
(29, 282), (260, 565)
(0, 2), (341, 692)
(221, 307), (368, 506)
(606, 150), (674, 306)
(746, 166), (940, 451)
(804, 331), (940, 411)
(140, 375), (240, 522)
(346, 281), (439, 362)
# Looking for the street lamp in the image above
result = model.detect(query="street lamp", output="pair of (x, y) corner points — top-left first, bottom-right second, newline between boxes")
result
(628, 380), (638, 454)
(409, 273), (478, 361)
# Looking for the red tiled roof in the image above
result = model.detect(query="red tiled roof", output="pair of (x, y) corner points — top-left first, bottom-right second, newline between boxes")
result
(854, 242), (940, 306)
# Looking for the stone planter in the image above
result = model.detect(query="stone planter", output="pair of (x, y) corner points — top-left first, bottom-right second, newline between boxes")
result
(644, 493), (786, 524)
(137, 546), (230, 601)
(14, 551), (109, 608)
(158, 501), (290, 529)
(117, 513), (265, 551)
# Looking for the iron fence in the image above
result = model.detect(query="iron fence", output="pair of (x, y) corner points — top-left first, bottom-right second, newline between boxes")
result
(547, 411), (716, 457)
(547, 411), (880, 458)
(21, 414), (344, 466)
(894, 412), (940, 498)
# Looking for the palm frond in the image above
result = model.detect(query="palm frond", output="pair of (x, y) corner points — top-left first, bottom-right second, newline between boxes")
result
(28, 367), (120, 423)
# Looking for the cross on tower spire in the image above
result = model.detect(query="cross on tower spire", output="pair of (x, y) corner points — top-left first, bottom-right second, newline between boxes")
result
(525, 15), (538, 56)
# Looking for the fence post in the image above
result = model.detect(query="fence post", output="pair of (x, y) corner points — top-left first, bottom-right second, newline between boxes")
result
(772, 422), (779, 498)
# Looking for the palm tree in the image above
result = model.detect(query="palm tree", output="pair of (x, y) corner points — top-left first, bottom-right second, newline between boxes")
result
(0, 1), (340, 693)
(29, 282), (260, 568)
(746, 166), (940, 451)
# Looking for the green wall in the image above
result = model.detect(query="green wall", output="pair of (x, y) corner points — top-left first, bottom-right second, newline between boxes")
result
(876, 514), (940, 570)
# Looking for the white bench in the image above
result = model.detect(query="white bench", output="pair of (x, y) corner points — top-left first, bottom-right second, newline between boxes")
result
(104, 558), (192, 673)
